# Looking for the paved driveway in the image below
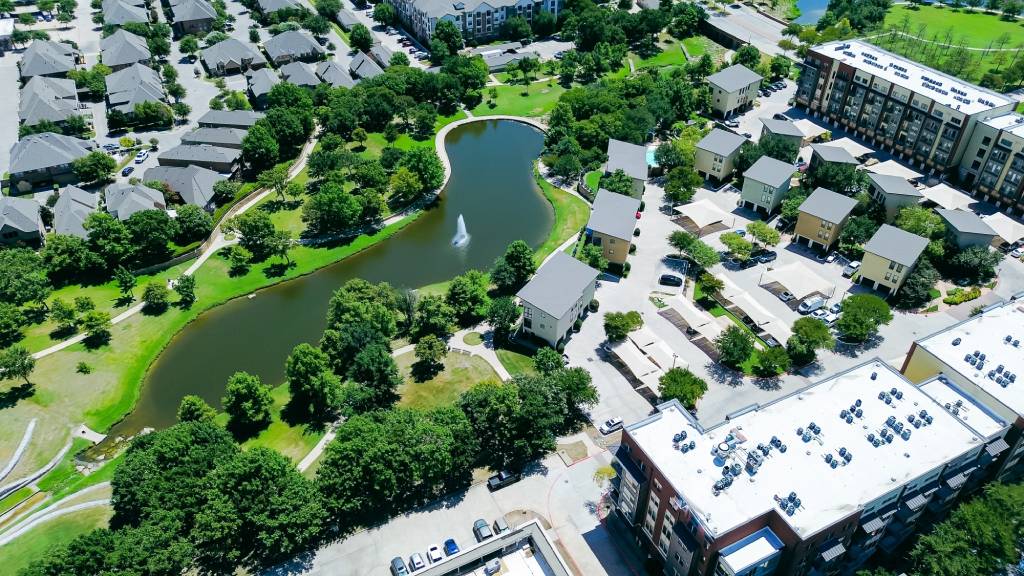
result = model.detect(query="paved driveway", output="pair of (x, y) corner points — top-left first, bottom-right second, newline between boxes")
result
(341, 0), (428, 68)
(737, 80), (796, 141)
(706, 3), (786, 57)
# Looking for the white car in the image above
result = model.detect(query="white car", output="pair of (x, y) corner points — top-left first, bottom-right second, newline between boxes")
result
(134, 150), (149, 163)
(599, 417), (624, 435)
(427, 546), (443, 564)
(1012, 247), (1024, 258)
(822, 311), (840, 327)
(811, 309), (829, 320)
(842, 261), (861, 278)
(409, 553), (425, 572)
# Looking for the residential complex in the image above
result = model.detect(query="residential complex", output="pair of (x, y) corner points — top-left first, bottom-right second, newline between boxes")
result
(516, 251), (598, 347)
(605, 138), (648, 197)
(707, 64), (761, 118)
(793, 187), (856, 251)
(859, 224), (928, 295)
(740, 155), (792, 214)
(384, 0), (562, 44)
(695, 128), (746, 182)
(612, 361), (1010, 576)
(586, 189), (641, 267)
(795, 39), (1024, 215)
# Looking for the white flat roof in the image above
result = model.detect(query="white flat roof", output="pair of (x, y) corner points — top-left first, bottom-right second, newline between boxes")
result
(916, 301), (1024, 418)
(919, 377), (1008, 440)
(626, 361), (986, 538)
(721, 536), (779, 573)
(814, 40), (1011, 115)
(982, 113), (1024, 138)
(863, 160), (923, 181)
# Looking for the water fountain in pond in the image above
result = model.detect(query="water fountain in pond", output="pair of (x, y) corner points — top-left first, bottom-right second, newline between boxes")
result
(452, 214), (470, 247)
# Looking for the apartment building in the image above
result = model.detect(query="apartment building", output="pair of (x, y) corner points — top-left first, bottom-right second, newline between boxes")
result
(740, 156), (793, 214)
(794, 40), (1016, 179)
(955, 113), (1024, 215)
(793, 187), (857, 251)
(385, 0), (561, 44)
(859, 224), (928, 295)
(902, 297), (1024, 482)
(612, 360), (1010, 576)
(707, 64), (762, 118)
(695, 128), (747, 182)
(586, 189), (640, 267)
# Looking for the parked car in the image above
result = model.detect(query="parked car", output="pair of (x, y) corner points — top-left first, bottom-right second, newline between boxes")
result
(829, 302), (842, 315)
(822, 311), (840, 327)
(487, 470), (520, 491)
(599, 417), (624, 434)
(443, 539), (460, 556)
(102, 143), (118, 151)
(724, 118), (739, 128)
(493, 517), (509, 535)
(134, 150), (149, 163)
(734, 228), (746, 236)
(484, 559), (502, 575)
(121, 166), (134, 177)
(825, 252), (838, 263)
(659, 274), (683, 287)
(759, 89), (769, 97)
(811, 309), (828, 320)
(798, 296), (827, 315)
(427, 546), (443, 564)
(408, 553), (425, 572)
(755, 250), (777, 264)
(390, 557), (409, 576)
(730, 257), (757, 269)
(842, 261), (861, 278)
(778, 291), (794, 302)
(773, 112), (791, 121)
(473, 519), (494, 542)
(1013, 247), (1024, 258)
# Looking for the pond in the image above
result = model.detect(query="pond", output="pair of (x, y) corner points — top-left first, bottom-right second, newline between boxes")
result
(793, 0), (829, 25)
(108, 119), (551, 435)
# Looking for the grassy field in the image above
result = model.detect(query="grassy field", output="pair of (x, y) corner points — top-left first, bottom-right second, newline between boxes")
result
(396, 351), (500, 409)
(532, 166), (590, 262)
(495, 348), (537, 376)
(462, 332), (483, 345)
(681, 36), (708, 58)
(0, 505), (113, 575)
(584, 170), (602, 193)
(634, 35), (690, 70)
(471, 83), (567, 117)
(216, 383), (324, 463)
(884, 5), (1024, 47)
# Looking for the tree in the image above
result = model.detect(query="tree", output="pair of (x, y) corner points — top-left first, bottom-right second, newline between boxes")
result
(667, 231), (719, 269)
(175, 204), (213, 242)
(41, 234), (103, 285)
(80, 310), (112, 344)
(445, 270), (490, 326)
(533, 347), (565, 375)
(390, 51), (410, 66)
(71, 151), (117, 183)
(0, 249), (50, 310)
(459, 379), (557, 471)
(415, 333), (447, 368)
(258, 164), (290, 202)
(241, 122), (280, 169)
(769, 55), (791, 79)
(487, 296), (520, 343)
(491, 240), (536, 293)
(179, 35), (199, 56)
(664, 166), (702, 204)
(603, 310), (642, 342)
(839, 215), (880, 248)
(433, 20), (463, 58)
(836, 294), (892, 342)
(0, 345), (35, 385)
(948, 246), (1003, 284)
(720, 232), (754, 260)
(285, 343), (341, 421)
(658, 367), (707, 408)
(372, 2), (395, 25)
(399, 147), (445, 191)
(786, 317), (834, 366)
(894, 257), (940, 309)
(350, 23), (372, 52)
(50, 298), (78, 334)
(269, 230), (293, 265)
(599, 169), (635, 196)
(576, 242), (608, 271)
(142, 282), (171, 314)
(228, 210), (276, 260)
(732, 45), (761, 69)
(896, 205), (945, 240)
(0, 303), (26, 347)
(114, 266), (137, 301)
(223, 371), (273, 435)
(301, 183), (361, 235)
(177, 395), (217, 423)
(174, 274), (196, 306)
(413, 294), (456, 340)
(755, 346), (791, 376)
(347, 343), (401, 407)
(715, 325), (753, 368)
(193, 448), (326, 573)
(500, 15), (532, 41)
(746, 221), (780, 247)
(126, 209), (177, 264)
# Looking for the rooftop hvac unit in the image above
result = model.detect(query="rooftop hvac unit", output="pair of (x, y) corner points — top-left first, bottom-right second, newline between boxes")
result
(1005, 335), (1012, 343)
(988, 370), (997, 379)
(871, 372), (878, 380)
(844, 452), (853, 462)
(974, 350), (981, 357)
(997, 364), (1005, 374)
(856, 409), (863, 418)
(825, 453), (833, 463)
(1014, 340), (1020, 347)
(831, 460), (839, 469)
(846, 415), (854, 424)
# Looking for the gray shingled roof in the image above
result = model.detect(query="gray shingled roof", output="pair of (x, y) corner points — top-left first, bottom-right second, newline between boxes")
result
(264, 30), (324, 63)
(19, 76), (79, 126)
(798, 187), (857, 224)
(9, 133), (95, 174)
(316, 60), (355, 88)
(760, 117), (804, 138)
(369, 43), (393, 67)
(811, 143), (859, 165)
(101, 29), (151, 69)
(159, 144), (241, 166)
(864, 224), (928, 266)
(19, 40), (79, 78)
(201, 38), (267, 72)
(335, 8), (359, 28)
(197, 109), (264, 128)
(349, 51), (383, 79)
(707, 64), (762, 93)
(697, 128), (746, 157)
(53, 185), (98, 238)
(935, 208), (998, 237)
(144, 165), (225, 207)
(180, 127), (247, 148)
(589, 189), (641, 240)
(246, 67), (280, 97)
(279, 61), (320, 87)
(102, 0), (148, 25)
(105, 182), (165, 220)
(170, 0), (217, 23)
(482, 50), (540, 71)
(257, 0), (302, 13)
(744, 155), (793, 187)
(105, 63), (165, 114)
(516, 251), (600, 318)
(0, 196), (43, 237)
(867, 173), (922, 197)
(606, 139), (647, 181)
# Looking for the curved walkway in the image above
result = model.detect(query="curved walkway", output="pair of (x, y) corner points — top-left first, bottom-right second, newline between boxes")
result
(0, 441), (72, 501)
(0, 499), (110, 546)
(0, 419), (36, 483)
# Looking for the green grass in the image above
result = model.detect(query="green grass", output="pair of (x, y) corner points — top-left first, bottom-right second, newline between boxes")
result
(635, 42), (688, 70)
(681, 36), (707, 58)
(928, 288), (942, 301)
(472, 83), (567, 117)
(462, 332), (483, 345)
(216, 383), (324, 463)
(533, 165), (590, 263)
(884, 5), (1024, 47)
(1017, 102), (1024, 113)
(584, 170), (602, 193)
(0, 486), (35, 515)
(495, 348), (537, 376)
(395, 351), (501, 410)
(0, 505), (112, 575)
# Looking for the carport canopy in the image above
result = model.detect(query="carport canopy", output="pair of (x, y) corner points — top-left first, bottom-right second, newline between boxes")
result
(720, 275), (744, 300)
(793, 119), (826, 143)
(609, 340), (663, 388)
(668, 295), (715, 328)
(827, 137), (873, 159)
(760, 320), (793, 347)
(983, 212), (1024, 245)
(629, 326), (685, 371)
(673, 199), (731, 230)
(760, 262), (834, 300)
(731, 292), (777, 327)
(864, 160), (922, 182)
(921, 183), (974, 210)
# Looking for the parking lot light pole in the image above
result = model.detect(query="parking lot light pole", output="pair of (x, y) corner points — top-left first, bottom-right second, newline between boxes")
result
(672, 353), (678, 369)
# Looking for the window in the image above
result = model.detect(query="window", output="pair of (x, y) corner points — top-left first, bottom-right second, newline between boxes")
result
(972, 160), (981, 170)
(654, 478), (662, 492)
(983, 136), (992, 146)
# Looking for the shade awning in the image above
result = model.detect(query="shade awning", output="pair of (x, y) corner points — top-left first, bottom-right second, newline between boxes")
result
(793, 118), (826, 141)
(760, 320), (793, 345)
(731, 293), (776, 327)
(673, 199), (731, 229)
(864, 160), (923, 181)
(760, 262), (834, 300)
(820, 542), (846, 562)
(982, 212), (1024, 245)
(696, 317), (727, 342)
(609, 340), (663, 388)
(921, 183), (974, 210)
(828, 137), (873, 159)
(667, 296), (714, 329)
(986, 438), (1010, 457)
(720, 276), (745, 300)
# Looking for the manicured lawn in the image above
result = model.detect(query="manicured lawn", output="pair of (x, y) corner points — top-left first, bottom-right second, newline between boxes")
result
(463, 332), (483, 345)
(0, 505), (112, 575)
(884, 5), (1024, 48)
(396, 350), (500, 409)
(635, 42), (688, 69)
(682, 36), (707, 58)
(471, 84), (567, 117)
(358, 111), (467, 159)
(495, 348), (537, 376)
(533, 166), (590, 263)
(584, 170), (602, 193)
(215, 383), (324, 463)
(0, 486), (35, 515)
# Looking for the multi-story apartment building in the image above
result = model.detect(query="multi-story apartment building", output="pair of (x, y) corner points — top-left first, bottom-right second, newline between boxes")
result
(794, 40), (1017, 188)
(954, 113), (1024, 215)
(902, 297), (1024, 482)
(385, 0), (561, 44)
(612, 360), (1011, 576)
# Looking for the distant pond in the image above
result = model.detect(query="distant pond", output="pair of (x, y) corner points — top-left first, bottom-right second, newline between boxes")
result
(793, 0), (828, 24)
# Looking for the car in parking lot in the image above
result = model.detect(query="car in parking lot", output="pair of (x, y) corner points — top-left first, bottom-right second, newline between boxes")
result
(798, 295), (827, 314)
(443, 539), (460, 556)
(811, 309), (828, 320)
(427, 546), (443, 563)
(778, 291), (794, 302)
(390, 556), (409, 575)
(822, 311), (840, 326)
(829, 302), (842, 314)
(773, 112), (791, 121)
(409, 553), (425, 571)
(723, 118), (739, 128)
(599, 417), (623, 434)
(134, 150), (149, 163)
(487, 470), (520, 491)
(733, 228), (746, 236)
(659, 274), (683, 287)
(730, 257), (757, 269)
(473, 519), (494, 542)
(493, 517), (509, 534)
(772, 81), (785, 89)
(121, 166), (134, 177)
(102, 143), (118, 151)
(754, 250), (777, 264)
(1013, 247), (1024, 258)
(842, 261), (861, 277)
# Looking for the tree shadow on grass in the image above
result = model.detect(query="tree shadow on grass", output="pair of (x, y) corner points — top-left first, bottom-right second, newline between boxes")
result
(115, 295), (135, 308)
(263, 261), (296, 278)
(410, 359), (442, 382)
(83, 331), (112, 350)
(48, 325), (77, 341)
(141, 302), (169, 317)
(0, 383), (34, 410)
(260, 198), (303, 213)
(22, 306), (49, 326)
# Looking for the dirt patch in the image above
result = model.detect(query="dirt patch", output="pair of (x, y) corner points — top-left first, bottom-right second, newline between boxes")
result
(556, 441), (588, 465)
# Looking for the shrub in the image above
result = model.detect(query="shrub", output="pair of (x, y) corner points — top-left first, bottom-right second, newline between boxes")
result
(589, 299), (599, 312)
(943, 287), (981, 305)
(573, 319), (582, 332)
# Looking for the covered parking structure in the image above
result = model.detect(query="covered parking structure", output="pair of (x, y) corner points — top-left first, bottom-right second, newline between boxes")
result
(826, 137), (874, 161)
(983, 212), (1024, 248)
(628, 327), (684, 372)
(672, 199), (734, 237)
(864, 160), (923, 183)
(716, 278), (793, 348)
(758, 262), (835, 308)
(658, 296), (723, 361)
(920, 183), (976, 211)
(607, 338), (663, 401)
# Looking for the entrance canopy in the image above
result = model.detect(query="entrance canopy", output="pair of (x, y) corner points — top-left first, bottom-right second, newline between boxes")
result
(983, 212), (1024, 245)
(760, 262), (834, 300)
(921, 183), (975, 211)
(673, 199), (732, 230)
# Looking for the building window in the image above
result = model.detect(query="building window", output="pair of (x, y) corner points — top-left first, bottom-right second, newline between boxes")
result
(654, 478), (662, 492)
